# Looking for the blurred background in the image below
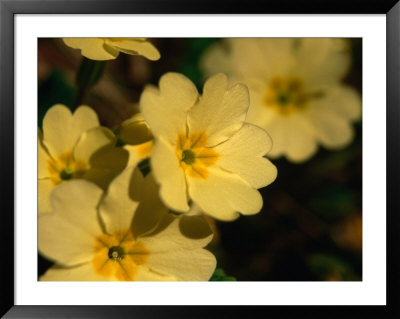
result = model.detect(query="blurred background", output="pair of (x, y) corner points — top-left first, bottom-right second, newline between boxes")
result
(38, 38), (362, 281)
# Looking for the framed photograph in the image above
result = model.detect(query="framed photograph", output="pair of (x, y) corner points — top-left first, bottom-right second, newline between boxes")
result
(1, 0), (399, 318)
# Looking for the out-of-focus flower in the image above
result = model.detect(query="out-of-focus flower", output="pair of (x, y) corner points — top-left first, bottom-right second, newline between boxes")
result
(201, 38), (361, 162)
(140, 73), (277, 221)
(63, 38), (160, 61)
(39, 167), (216, 281)
(38, 104), (128, 214)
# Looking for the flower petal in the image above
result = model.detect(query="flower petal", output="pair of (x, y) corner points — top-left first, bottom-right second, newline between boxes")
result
(106, 38), (160, 61)
(140, 73), (198, 144)
(187, 167), (263, 220)
(99, 166), (140, 235)
(188, 73), (249, 146)
(40, 263), (112, 281)
(63, 38), (119, 61)
(43, 105), (99, 158)
(124, 141), (153, 168)
(150, 137), (189, 212)
(38, 129), (51, 179)
(73, 127), (115, 162)
(38, 179), (55, 215)
(141, 216), (216, 281)
(306, 103), (355, 149)
(39, 180), (103, 266)
(311, 85), (361, 121)
(118, 113), (153, 145)
(293, 38), (351, 89)
(266, 113), (318, 162)
(215, 123), (277, 188)
(100, 166), (167, 237)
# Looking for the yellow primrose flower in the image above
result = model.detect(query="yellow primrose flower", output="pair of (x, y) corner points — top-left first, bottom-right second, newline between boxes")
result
(38, 104), (128, 214)
(63, 38), (160, 61)
(140, 73), (277, 221)
(201, 38), (361, 162)
(39, 167), (216, 281)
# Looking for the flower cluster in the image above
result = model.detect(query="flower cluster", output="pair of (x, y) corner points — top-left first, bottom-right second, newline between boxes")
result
(38, 37), (361, 281)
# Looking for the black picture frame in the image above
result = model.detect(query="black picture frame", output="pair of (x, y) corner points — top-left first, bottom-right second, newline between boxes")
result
(1, 0), (399, 318)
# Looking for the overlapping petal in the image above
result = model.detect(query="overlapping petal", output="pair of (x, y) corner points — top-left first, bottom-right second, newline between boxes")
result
(215, 123), (277, 188)
(106, 38), (160, 61)
(63, 38), (119, 60)
(151, 137), (189, 212)
(188, 167), (263, 220)
(38, 181), (103, 266)
(63, 38), (160, 61)
(188, 73), (249, 146)
(141, 216), (216, 281)
(140, 73), (198, 144)
(42, 105), (99, 158)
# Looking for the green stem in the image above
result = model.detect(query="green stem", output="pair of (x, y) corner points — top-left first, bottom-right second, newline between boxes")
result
(73, 57), (106, 109)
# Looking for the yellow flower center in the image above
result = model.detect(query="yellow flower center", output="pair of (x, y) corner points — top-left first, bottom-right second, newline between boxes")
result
(92, 229), (149, 281)
(47, 152), (88, 185)
(264, 76), (322, 115)
(176, 132), (219, 179)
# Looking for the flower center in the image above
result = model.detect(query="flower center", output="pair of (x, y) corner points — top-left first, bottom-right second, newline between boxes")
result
(181, 149), (196, 165)
(59, 168), (73, 181)
(176, 132), (219, 179)
(108, 246), (125, 261)
(47, 152), (88, 185)
(92, 229), (149, 281)
(264, 76), (316, 115)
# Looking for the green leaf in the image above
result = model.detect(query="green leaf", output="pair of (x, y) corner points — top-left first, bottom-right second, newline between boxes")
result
(209, 268), (236, 281)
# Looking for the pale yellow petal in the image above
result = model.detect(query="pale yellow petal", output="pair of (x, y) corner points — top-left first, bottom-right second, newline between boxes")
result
(311, 85), (361, 121)
(187, 167), (262, 220)
(188, 73), (249, 146)
(124, 141), (153, 168)
(130, 172), (169, 238)
(150, 138), (189, 212)
(215, 123), (277, 188)
(39, 181), (103, 266)
(119, 113), (153, 145)
(63, 38), (119, 61)
(46, 180), (103, 236)
(140, 73), (198, 144)
(293, 38), (351, 89)
(199, 41), (233, 77)
(38, 179), (55, 215)
(99, 166), (166, 237)
(73, 127), (116, 163)
(40, 263), (112, 281)
(106, 38), (160, 61)
(81, 145), (129, 189)
(99, 166), (140, 235)
(245, 78), (278, 127)
(43, 105), (99, 158)
(306, 102), (355, 149)
(38, 129), (51, 179)
(141, 216), (216, 281)
(134, 267), (177, 281)
(266, 113), (318, 162)
(230, 38), (294, 78)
